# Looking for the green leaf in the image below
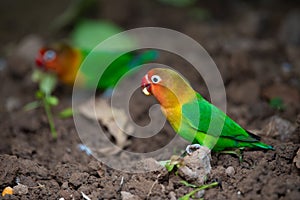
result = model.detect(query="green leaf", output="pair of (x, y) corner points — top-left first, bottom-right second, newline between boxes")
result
(50, 0), (97, 31)
(158, 160), (170, 166)
(59, 107), (74, 118)
(179, 182), (219, 200)
(159, 160), (177, 172)
(189, 8), (211, 21)
(46, 96), (59, 106)
(35, 90), (44, 99)
(32, 69), (44, 82)
(165, 162), (176, 172)
(180, 180), (197, 188)
(269, 97), (285, 111)
(71, 19), (136, 51)
(39, 74), (57, 96)
(23, 101), (41, 111)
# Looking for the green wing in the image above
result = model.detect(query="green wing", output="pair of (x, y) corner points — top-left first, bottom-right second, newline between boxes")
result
(181, 93), (259, 142)
(79, 50), (158, 89)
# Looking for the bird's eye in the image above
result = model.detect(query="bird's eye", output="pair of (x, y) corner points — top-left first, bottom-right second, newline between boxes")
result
(43, 50), (56, 62)
(151, 75), (161, 84)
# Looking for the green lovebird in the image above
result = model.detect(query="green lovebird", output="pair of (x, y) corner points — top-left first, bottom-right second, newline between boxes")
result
(141, 68), (274, 152)
(35, 19), (159, 90)
(36, 43), (158, 90)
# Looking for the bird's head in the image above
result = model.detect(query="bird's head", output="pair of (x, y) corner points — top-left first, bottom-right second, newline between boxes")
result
(35, 43), (78, 75)
(141, 68), (195, 107)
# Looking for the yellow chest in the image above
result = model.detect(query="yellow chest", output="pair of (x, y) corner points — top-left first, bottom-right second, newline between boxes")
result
(161, 106), (182, 132)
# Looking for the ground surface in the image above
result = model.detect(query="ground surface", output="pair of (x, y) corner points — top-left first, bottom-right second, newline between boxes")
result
(1, 0), (300, 199)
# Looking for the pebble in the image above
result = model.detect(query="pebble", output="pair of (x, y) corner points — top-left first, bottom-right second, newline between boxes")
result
(262, 115), (296, 141)
(293, 148), (300, 169)
(169, 191), (176, 200)
(61, 182), (69, 190)
(13, 183), (28, 195)
(121, 191), (141, 200)
(177, 146), (211, 185)
(225, 166), (235, 176)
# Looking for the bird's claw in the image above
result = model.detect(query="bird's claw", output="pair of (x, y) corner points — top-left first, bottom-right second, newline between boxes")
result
(185, 144), (202, 155)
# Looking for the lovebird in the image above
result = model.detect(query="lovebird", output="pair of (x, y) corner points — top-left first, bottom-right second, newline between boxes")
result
(36, 43), (158, 90)
(141, 68), (274, 152)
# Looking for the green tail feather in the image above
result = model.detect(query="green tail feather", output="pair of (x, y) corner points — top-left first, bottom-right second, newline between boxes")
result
(246, 130), (274, 150)
(253, 141), (275, 150)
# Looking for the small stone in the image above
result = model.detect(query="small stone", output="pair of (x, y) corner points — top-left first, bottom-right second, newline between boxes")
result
(61, 182), (69, 190)
(121, 191), (141, 200)
(169, 191), (176, 200)
(194, 190), (205, 198)
(59, 190), (72, 200)
(225, 166), (235, 176)
(293, 148), (300, 169)
(13, 183), (28, 195)
(177, 146), (211, 185)
(262, 116), (296, 141)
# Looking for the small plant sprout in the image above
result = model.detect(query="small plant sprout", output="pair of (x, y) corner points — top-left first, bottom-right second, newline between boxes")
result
(269, 97), (285, 111)
(179, 181), (219, 200)
(160, 155), (185, 172)
(25, 70), (58, 138)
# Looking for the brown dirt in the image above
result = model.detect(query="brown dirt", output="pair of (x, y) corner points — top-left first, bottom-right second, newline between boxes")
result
(1, 0), (300, 199)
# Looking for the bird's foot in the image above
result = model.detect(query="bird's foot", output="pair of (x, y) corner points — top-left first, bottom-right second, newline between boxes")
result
(185, 144), (202, 155)
(218, 148), (244, 162)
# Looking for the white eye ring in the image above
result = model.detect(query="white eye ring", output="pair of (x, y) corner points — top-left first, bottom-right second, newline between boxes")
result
(151, 75), (161, 84)
(43, 50), (56, 62)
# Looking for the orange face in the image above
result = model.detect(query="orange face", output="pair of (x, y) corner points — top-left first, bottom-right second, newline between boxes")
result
(141, 68), (195, 108)
(35, 44), (83, 85)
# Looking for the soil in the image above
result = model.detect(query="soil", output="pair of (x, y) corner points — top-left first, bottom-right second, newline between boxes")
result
(1, 0), (300, 199)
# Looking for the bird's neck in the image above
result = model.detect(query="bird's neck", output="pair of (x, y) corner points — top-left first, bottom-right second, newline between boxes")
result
(161, 106), (182, 132)
(156, 87), (197, 131)
(58, 48), (83, 85)
(154, 85), (196, 109)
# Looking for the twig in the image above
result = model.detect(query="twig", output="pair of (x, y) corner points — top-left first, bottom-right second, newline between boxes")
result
(28, 183), (45, 189)
(147, 174), (161, 199)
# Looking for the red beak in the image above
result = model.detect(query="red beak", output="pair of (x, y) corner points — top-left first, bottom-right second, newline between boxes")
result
(141, 75), (151, 96)
(35, 49), (46, 69)
(35, 55), (44, 67)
